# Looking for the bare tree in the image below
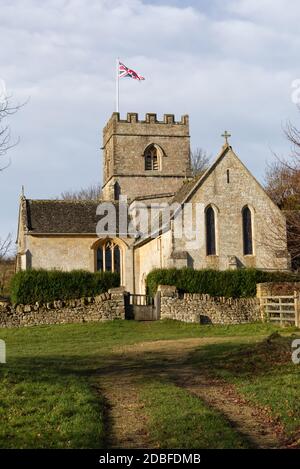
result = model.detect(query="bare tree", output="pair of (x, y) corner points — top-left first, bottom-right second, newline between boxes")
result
(264, 162), (300, 267)
(60, 183), (102, 201)
(0, 94), (22, 170)
(0, 234), (13, 297)
(285, 120), (300, 161)
(264, 117), (300, 268)
(190, 148), (210, 177)
(264, 160), (300, 209)
(0, 234), (12, 261)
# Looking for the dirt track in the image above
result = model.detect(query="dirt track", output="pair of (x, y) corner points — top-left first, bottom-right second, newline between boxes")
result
(96, 337), (285, 449)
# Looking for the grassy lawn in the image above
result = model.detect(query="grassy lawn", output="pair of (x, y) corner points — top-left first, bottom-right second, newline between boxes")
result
(140, 379), (249, 448)
(190, 332), (300, 441)
(0, 367), (104, 448)
(0, 320), (298, 448)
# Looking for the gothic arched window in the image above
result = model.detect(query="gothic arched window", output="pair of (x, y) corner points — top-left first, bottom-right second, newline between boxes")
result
(242, 206), (253, 255)
(144, 145), (159, 170)
(97, 240), (121, 273)
(206, 206), (216, 255)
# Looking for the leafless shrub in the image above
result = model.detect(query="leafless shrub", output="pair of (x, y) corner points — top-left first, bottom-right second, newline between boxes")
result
(190, 148), (210, 177)
(0, 234), (12, 261)
(264, 113), (300, 268)
(0, 234), (14, 296)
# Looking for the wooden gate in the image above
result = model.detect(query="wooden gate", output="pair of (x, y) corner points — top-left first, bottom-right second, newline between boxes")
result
(260, 293), (300, 326)
(125, 294), (157, 321)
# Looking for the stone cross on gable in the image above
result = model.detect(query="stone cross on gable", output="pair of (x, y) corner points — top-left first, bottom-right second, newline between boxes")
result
(222, 130), (231, 145)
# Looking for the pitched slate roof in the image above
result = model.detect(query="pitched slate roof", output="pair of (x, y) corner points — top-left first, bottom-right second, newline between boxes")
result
(24, 199), (101, 234)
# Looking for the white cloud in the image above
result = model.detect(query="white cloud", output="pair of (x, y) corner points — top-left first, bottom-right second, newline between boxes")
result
(227, 0), (300, 30)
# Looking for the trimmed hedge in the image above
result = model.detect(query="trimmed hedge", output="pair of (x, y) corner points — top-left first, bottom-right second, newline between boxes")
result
(10, 269), (120, 304)
(146, 268), (300, 299)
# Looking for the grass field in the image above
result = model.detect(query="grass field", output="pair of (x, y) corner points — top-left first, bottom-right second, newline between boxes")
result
(190, 332), (300, 438)
(140, 379), (249, 448)
(0, 320), (299, 448)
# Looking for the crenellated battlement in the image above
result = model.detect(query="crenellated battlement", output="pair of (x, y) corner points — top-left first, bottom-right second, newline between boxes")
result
(106, 112), (189, 126)
(102, 111), (191, 201)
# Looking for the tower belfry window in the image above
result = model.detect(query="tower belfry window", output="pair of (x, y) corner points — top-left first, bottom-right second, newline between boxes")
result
(145, 145), (159, 170)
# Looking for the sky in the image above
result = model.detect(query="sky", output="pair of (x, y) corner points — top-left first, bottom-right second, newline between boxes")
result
(0, 0), (300, 241)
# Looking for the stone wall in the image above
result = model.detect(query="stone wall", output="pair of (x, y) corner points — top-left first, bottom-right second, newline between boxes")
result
(24, 235), (97, 272)
(102, 112), (191, 201)
(134, 230), (173, 294)
(157, 285), (261, 324)
(172, 147), (289, 272)
(0, 287), (126, 328)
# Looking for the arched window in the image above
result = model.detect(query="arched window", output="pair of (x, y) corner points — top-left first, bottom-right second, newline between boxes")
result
(144, 145), (159, 170)
(113, 245), (121, 274)
(242, 206), (253, 255)
(206, 206), (216, 255)
(97, 240), (121, 273)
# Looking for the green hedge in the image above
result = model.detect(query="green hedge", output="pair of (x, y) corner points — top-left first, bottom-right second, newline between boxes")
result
(10, 269), (120, 304)
(146, 268), (300, 298)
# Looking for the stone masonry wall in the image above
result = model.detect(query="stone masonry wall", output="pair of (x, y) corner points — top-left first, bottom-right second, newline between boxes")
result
(172, 147), (289, 272)
(0, 287), (126, 328)
(102, 112), (191, 201)
(157, 285), (261, 324)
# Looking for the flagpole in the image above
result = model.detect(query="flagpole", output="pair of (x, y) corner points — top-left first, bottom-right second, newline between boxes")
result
(116, 57), (119, 113)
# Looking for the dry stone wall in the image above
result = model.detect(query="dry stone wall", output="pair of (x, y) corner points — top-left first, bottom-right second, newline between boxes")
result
(157, 285), (261, 324)
(0, 283), (269, 328)
(0, 287), (126, 328)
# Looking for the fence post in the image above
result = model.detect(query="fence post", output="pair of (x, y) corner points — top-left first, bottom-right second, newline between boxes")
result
(279, 297), (283, 326)
(294, 291), (300, 328)
(154, 290), (161, 320)
(256, 286), (265, 322)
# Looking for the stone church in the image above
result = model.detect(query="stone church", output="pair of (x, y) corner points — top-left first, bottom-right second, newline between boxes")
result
(16, 112), (289, 293)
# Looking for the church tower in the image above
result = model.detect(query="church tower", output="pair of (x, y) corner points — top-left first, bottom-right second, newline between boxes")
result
(102, 112), (191, 202)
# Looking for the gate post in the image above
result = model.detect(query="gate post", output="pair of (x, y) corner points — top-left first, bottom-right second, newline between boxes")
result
(154, 290), (161, 320)
(108, 287), (128, 320)
(294, 291), (300, 328)
(256, 284), (265, 322)
(124, 291), (132, 320)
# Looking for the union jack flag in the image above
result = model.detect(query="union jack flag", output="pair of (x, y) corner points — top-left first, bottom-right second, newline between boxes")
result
(119, 62), (145, 80)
